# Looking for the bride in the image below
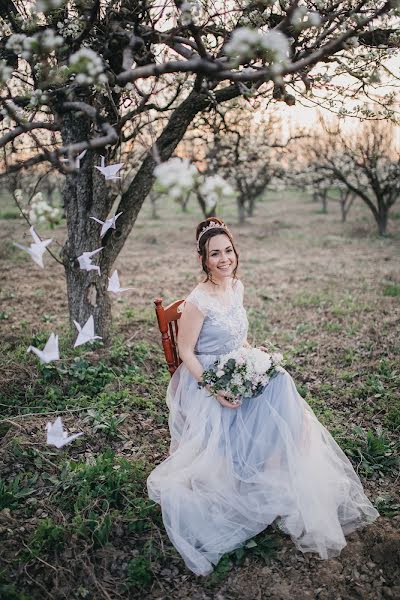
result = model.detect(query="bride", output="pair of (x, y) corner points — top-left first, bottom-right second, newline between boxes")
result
(147, 217), (378, 576)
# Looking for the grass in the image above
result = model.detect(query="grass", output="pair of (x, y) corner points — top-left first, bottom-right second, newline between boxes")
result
(383, 282), (400, 297)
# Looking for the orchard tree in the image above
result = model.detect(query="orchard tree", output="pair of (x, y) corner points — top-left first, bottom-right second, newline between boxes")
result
(184, 108), (288, 223)
(0, 0), (399, 340)
(306, 119), (400, 234)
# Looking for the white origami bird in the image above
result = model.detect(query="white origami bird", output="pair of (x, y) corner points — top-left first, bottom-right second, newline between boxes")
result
(46, 416), (83, 449)
(27, 332), (60, 364)
(14, 226), (52, 268)
(73, 149), (87, 169)
(94, 155), (124, 180)
(89, 212), (123, 238)
(61, 149), (87, 169)
(107, 270), (133, 294)
(73, 315), (102, 348)
(77, 247), (103, 275)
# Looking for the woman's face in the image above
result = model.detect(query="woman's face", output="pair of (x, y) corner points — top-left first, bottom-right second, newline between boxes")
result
(205, 234), (237, 280)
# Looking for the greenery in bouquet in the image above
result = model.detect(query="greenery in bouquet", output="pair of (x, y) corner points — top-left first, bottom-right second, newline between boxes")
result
(202, 346), (284, 403)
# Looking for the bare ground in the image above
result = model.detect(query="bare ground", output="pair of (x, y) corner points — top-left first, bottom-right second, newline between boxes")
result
(0, 190), (399, 600)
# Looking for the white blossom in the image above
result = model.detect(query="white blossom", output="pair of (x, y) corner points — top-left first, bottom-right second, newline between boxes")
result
(28, 192), (62, 227)
(179, 0), (201, 26)
(36, 0), (66, 12)
(199, 175), (236, 212)
(57, 17), (84, 39)
(225, 27), (290, 67)
(28, 89), (49, 107)
(69, 48), (107, 85)
(154, 157), (198, 201)
(39, 29), (64, 51)
(6, 34), (27, 55)
(6, 29), (63, 60)
(291, 7), (322, 30)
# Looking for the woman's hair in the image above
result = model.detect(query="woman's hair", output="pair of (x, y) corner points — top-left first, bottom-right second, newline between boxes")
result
(195, 217), (239, 284)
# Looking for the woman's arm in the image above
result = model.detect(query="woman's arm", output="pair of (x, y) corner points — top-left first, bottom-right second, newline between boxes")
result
(178, 301), (240, 409)
(177, 301), (206, 383)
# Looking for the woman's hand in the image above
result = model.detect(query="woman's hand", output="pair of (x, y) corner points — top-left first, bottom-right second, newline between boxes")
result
(258, 345), (269, 353)
(205, 386), (240, 409)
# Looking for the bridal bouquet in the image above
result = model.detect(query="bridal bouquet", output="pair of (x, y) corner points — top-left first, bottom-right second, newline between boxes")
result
(201, 347), (284, 404)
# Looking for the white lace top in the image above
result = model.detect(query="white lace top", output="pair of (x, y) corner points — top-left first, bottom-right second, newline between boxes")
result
(179, 279), (248, 356)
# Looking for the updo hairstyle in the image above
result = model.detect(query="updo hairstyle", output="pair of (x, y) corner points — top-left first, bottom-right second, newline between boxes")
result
(196, 217), (239, 284)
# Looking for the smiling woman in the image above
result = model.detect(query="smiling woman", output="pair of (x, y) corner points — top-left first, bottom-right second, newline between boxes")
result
(147, 217), (379, 577)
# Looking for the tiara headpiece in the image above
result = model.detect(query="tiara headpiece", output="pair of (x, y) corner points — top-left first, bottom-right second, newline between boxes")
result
(196, 221), (228, 252)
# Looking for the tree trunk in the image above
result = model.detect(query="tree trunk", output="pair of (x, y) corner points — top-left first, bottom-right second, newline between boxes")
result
(321, 189), (328, 213)
(247, 195), (255, 217)
(237, 196), (246, 224)
(376, 207), (388, 235)
(65, 266), (112, 343)
(150, 193), (159, 219)
(61, 111), (113, 342)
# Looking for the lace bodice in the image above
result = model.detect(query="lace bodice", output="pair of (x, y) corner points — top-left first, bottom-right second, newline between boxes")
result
(179, 279), (248, 355)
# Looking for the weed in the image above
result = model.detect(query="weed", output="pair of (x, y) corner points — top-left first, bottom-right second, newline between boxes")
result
(338, 427), (399, 477)
(125, 498), (162, 533)
(25, 518), (67, 558)
(293, 291), (332, 309)
(126, 555), (153, 590)
(0, 473), (38, 510)
(324, 321), (342, 333)
(383, 283), (400, 297)
(84, 409), (127, 438)
(205, 531), (280, 588)
(0, 580), (35, 600)
(373, 494), (400, 516)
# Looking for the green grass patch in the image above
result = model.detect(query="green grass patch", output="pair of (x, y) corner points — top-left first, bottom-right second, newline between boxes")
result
(336, 426), (399, 477)
(204, 531), (281, 588)
(382, 283), (400, 297)
(0, 472), (39, 510)
(292, 291), (332, 309)
(25, 518), (67, 558)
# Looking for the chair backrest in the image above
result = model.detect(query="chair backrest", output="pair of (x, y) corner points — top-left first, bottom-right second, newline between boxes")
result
(154, 297), (185, 376)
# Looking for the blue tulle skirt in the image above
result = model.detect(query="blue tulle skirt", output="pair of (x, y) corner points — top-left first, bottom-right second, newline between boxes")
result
(147, 356), (379, 576)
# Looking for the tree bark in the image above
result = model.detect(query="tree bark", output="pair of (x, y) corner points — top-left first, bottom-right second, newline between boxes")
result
(376, 205), (388, 235)
(60, 110), (113, 342)
(247, 195), (255, 217)
(237, 196), (246, 225)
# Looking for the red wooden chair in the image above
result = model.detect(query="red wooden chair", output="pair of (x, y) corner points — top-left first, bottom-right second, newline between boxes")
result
(154, 297), (185, 376)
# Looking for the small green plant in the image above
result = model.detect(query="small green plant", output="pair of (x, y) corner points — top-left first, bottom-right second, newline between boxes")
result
(383, 283), (400, 297)
(0, 473), (38, 510)
(373, 494), (400, 516)
(26, 518), (67, 558)
(339, 427), (399, 476)
(0, 580), (35, 600)
(205, 532), (280, 587)
(84, 409), (127, 438)
(126, 555), (153, 589)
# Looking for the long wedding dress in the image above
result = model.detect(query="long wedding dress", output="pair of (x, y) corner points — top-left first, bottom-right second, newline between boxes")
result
(147, 279), (379, 576)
